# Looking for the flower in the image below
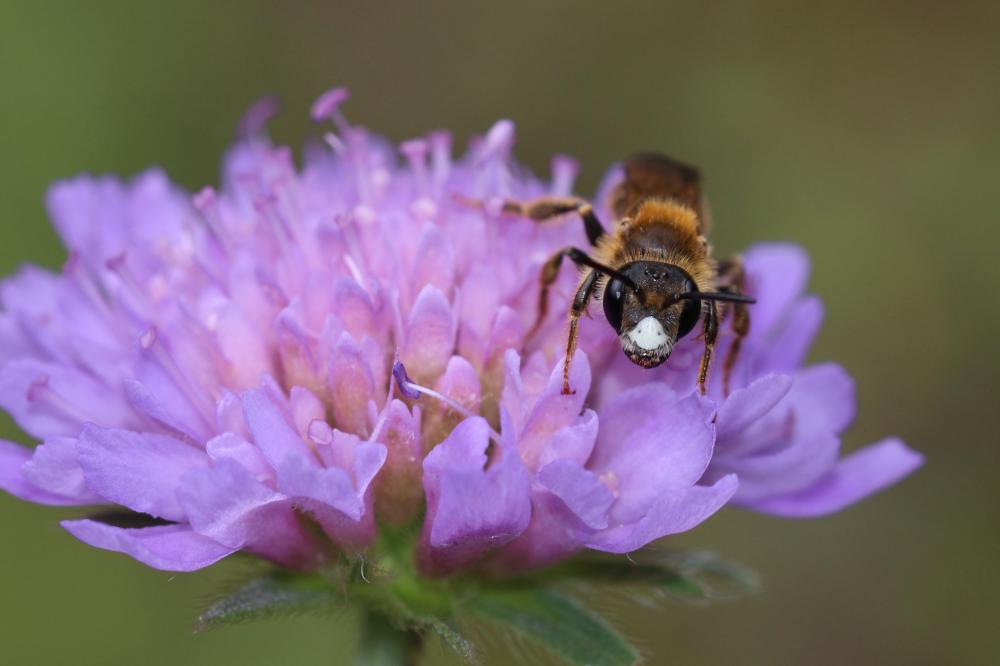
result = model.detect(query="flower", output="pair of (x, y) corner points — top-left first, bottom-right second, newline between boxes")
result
(0, 87), (919, 577)
(697, 245), (924, 516)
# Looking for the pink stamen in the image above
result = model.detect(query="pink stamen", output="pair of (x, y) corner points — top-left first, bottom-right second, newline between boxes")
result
(237, 95), (280, 138)
(65, 252), (119, 332)
(324, 132), (347, 155)
(26, 375), (91, 424)
(392, 361), (501, 445)
(550, 155), (579, 196)
(344, 127), (373, 203)
(400, 138), (430, 197)
(105, 254), (154, 316)
(428, 130), (452, 193)
(473, 120), (516, 196)
(139, 327), (215, 432)
(342, 255), (367, 292)
(310, 87), (351, 129)
(481, 119), (515, 160)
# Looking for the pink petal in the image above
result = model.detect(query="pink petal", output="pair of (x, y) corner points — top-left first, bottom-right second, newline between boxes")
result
(586, 475), (738, 554)
(715, 374), (793, 442)
(746, 438), (923, 517)
(0, 439), (91, 506)
(62, 520), (234, 572)
(241, 388), (314, 467)
(420, 417), (531, 575)
(22, 436), (101, 503)
(401, 285), (455, 385)
(78, 425), (209, 521)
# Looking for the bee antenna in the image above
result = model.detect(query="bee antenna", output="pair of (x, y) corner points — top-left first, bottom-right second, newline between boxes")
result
(674, 291), (757, 304)
(563, 248), (641, 294)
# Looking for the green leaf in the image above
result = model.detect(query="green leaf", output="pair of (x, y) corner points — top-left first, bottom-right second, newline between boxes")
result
(539, 549), (759, 601)
(196, 572), (343, 631)
(468, 587), (639, 666)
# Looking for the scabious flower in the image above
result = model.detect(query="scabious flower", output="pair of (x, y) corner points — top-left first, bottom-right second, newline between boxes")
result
(0, 88), (920, 586)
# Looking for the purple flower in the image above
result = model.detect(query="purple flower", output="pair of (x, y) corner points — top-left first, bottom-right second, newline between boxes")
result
(697, 245), (924, 516)
(0, 87), (919, 576)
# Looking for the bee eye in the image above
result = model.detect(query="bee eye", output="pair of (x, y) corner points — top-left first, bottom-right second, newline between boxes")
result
(676, 298), (701, 339)
(603, 278), (625, 333)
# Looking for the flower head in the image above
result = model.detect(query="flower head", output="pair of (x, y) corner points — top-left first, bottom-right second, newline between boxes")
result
(0, 88), (920, 578)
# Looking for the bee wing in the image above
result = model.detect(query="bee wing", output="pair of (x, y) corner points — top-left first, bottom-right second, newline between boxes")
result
(610, 153), (709, 232)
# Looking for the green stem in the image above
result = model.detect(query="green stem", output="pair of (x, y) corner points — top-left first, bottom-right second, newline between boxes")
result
(355, 608), (423, 666)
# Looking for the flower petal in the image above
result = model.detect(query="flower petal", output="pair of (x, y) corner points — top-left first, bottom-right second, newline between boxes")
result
(536, 458), (614, 531)
(743, 243), (810, 337)
(492, 465), (610, 572)
(410, 225), (455, 295)
(401, 285), (455, 384)
(515, 351), (591, 469)
(755, 296), (823, 375)
(276, 451), (369, 522)
(327, 333), (375, 437)
(331, 278), (377, 344)
(205, 432), (274, 484)
(0, 359), (135, 439)
(78, 425), (209, 521)
(241, 388), (314, 467)
(591, 381), (678, 451)
(586, 475), (738, 553)
(0, 439), (90, 505)
(177, 459), (324, 568)
(745, 438), (923, 517)
(123, 379), (204, 443)
(61, 520), (234, 572)
(590, 393), (716, 526)
(420, 417), (531, 575)
(787, 363), (855, 436)
(22, 436), (101, 503)
(715, 374), (793, 442)
(727, 431), (841, 502)
(537, 408), (599, 469)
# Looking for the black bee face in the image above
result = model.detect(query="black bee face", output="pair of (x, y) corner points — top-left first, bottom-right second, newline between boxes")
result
(602, 262), (702, 368)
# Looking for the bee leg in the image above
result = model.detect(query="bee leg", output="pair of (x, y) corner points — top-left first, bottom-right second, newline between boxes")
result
(717, 257), (751, 396)
(526, 247), (599, 343)
(561, 270), (598, 395)
(523, 246), (620, 393)
(698, 301), (719, 395)
(469, 195), (605, 246)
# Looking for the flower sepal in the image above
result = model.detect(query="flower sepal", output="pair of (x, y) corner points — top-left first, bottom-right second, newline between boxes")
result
(197, 522), (756, 665)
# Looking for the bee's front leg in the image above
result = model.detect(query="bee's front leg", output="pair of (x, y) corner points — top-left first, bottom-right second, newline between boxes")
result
(457, 194), (605, 246)
(697, 301), (719, 395)
(561, 270), (598, 395)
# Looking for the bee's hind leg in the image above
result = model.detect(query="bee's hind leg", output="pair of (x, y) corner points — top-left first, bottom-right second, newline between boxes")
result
(717, 256), (751, 395)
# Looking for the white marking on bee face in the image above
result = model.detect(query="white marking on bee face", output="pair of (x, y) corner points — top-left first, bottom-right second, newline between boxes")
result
(626, 316), (668, 351)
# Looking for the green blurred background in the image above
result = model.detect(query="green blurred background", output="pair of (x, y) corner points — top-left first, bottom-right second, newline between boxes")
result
(1, 2), (997, 664)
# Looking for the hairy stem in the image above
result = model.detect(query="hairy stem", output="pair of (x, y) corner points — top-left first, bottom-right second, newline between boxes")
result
(354, 608), (423, 666)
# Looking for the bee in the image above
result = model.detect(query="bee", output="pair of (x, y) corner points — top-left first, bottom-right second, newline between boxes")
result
(495, 153), (754, 395)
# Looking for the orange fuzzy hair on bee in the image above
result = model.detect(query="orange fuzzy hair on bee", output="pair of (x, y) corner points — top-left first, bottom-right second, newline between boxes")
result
(597, 198), (715, 292)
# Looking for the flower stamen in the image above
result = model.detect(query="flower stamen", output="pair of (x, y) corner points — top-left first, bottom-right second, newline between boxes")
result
(26, 375), (91, 424)
(139, 327), (215, 433)
(392, 361), (501, 446)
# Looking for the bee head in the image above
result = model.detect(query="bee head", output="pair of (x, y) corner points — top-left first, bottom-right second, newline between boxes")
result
(602, 262), (701, 368)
